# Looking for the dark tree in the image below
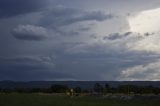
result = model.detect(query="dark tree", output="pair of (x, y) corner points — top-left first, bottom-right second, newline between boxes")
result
(104, 83), (110, 93)
(105, 83), (109, 89)
(74, 87), (82, 93)
(51, 84), (69, 93)
(93, 83), (103, 93)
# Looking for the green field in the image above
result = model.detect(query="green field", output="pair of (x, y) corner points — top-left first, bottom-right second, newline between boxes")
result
(0, 93), (160, 106)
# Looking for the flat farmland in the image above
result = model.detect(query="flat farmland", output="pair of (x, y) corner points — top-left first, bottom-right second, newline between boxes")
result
(0, 93), (160, 106)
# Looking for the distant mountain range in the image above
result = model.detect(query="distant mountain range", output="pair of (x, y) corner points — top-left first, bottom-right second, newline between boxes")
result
(0, 81), (160, 89)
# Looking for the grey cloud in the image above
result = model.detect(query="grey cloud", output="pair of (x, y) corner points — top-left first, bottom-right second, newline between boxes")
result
(50, 27), (81, 36)
(11, 6), (114, 39)
(77, 11), (113, 21)
(0, 56), (73, 81)
(102, 31), (156, 42)
(119, 59), (160, 81)
(144, 32), (155, 36)
(0, 0), (49, 18)
(55, 45), (160, 80)
(40, 6), (114, 27)
(78, 27), (91, 31)
(64, 41), (127, 55)
(103, 32), (132, 40)
(1, 0), (160, 81)
(12, 25), (48, 41)
(0, 56), (55, 69)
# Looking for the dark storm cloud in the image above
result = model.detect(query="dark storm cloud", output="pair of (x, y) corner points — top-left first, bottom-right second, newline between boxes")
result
(103, 32), (132, 40)
(12, 25), (48, 41)
(1, 0), (160, 81)
(0, 56), (73, 81)
(0, 56), (54, 69)
(11, 6), (114, 41)
(41, 6), (114, 27)
(54, 46), (160, 80)
(103, 31), (156, 41)
(0, 0), (48, 18)
(144, 32), (155, 37)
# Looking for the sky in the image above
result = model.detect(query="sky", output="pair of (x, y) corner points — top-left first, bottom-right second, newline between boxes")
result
(1, 0), (160, 81)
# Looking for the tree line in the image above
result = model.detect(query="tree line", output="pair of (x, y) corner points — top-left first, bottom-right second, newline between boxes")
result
(0, 83), (160, 95)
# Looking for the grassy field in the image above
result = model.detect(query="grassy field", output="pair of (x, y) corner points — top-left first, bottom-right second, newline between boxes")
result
(0, 93), (160, 106)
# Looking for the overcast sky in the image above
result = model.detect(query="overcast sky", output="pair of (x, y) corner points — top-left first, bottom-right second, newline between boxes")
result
(1, 0), (160, 81)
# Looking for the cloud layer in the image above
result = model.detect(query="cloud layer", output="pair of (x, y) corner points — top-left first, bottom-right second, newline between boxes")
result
(40, 6), (113, 27)
(120, 60), (160, 81)
(0, 0), (160, 81)
(0, 56), (73, 81)
(12, 25), (48, 41)
(0, 0), (48, 18)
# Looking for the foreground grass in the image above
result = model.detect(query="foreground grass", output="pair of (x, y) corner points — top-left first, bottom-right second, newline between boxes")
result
(0, 93), (160, 106)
